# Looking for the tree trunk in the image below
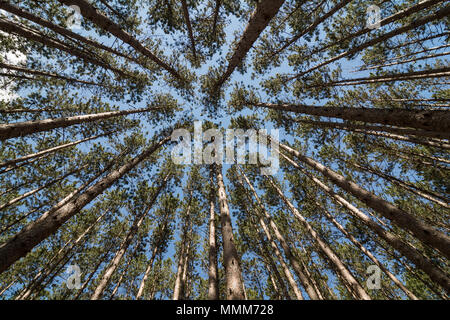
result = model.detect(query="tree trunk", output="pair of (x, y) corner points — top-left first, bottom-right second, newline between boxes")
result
(215, 0), (285, 89)
(280, 152), (450, 291)
(287, 5), (450, 80)
(110, 236), (144, 299)
(91, 173), (169, 299)
(216, 165), (245, 300)
(288, 117), (450, 147)
(207, 169), (219, 300)
(317, 202), (418, 299)
(238, 167), (316, 299)
(135, 245), (159, 299)
(253, 102), (450, 133)
(0, 136), (169, 274)
(57, 0), (182, 80)
(181, 0), (197, 60)
(0, 166), (85, 211)
(272, 0), (351, 57)
(0, 107), (160, 141)
(279, 142), (450, 259)
(267, 177), (371, 300)
(0, 18), (129, 78)
(0, 131), (116, 169)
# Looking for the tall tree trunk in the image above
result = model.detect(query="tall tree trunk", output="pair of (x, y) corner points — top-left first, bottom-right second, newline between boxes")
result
(0, 131), (116, 169)
(57, 0), (182, 80)
(280, 152), (450, 291)
(0, 18), (129, 78)
(110, 236), (144, 299)
(215, 0), (285, 89)
(0, 2), (141, 64)
(180, 0), (197, 61)
(16, 211), (107, 299)
(207, 169), (219, 300)
(266, 177), (371, 300)
(287, 5), (450, 80)
(135, 245), (159, 299)
(212, 0), (221, 36)
(253, 102), (450, 134)
(173, 199), (192, 300)
(307, 67), (450, 88)
(216, 165), (245, 300)
(0, 107), (160, 141)
(238, 167), (316, 299)
(0, 136), (169, 274)
(272, 0), (351, 57)
(0, 63), (108, 87)
(279, 142), (450, 259)
(0, 166), (85, 211)
(257, 240), (291, 300)
(91, 173), (169, 299)
(317, 202), (418, 300)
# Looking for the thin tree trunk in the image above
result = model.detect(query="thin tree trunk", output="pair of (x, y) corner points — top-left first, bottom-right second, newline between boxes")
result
(280, 152), (450, 291)
(215, 0), (285, 89)
(0, 131), (116, 169)
(0, 2), (142, 65)
(181, 0), (197, 61)
(0, 166), (85, 211)
(135, 245), (159, 299)
(0, 136), (169, 274)
(212, 0), (221, 36)
(57, 0), (182, 80)
(0, 63), (108, 87)
(0, 18), (129, 78)
(16, 211), (106, 300)
(272, 0), (351, 57)
(238, 167), (316, 299)
(287, 5), (450, 80)
(279, 142), (450, 258)
(110, 236), (144, 299)
(91, 173), (169, 300)
(216, 165), (245, 300)
(343, 159), (449, 208)
(317, 202), (418, 299)
(173, 200), (192, 300)
(207, 169), (219, 300)
(267, 177), (371, 300)
(0, 107), (161, 141)
(256, 241), (291, 300)
(307, 67), (450, 88)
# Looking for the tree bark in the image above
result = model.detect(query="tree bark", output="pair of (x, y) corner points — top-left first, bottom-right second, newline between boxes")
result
(207, 169), (219, 300)
(266, 177), (371, 300)
(0, 107), (160, 141)
(280, 152), (450, 291)
(90, 173), (169, 299)
(0, 136), (169, 274)
(57, 0), (182, 80)
(216, 165), (245, 300)
(253, 102), (450, 133)
(215, 0), (285, 89)
(287, 5), (450, 80)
